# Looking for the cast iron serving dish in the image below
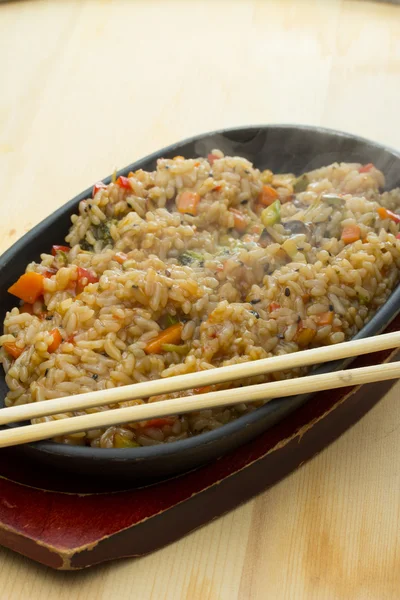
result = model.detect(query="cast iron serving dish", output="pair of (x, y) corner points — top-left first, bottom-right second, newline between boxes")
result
(1, 125), (400, 484)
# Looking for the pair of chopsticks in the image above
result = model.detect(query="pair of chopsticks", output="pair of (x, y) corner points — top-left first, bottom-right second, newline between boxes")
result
(0, 331), (399, 449)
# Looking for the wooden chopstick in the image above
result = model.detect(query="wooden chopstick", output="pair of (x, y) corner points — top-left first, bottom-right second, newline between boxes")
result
(0, 360), (399, 448)
(1, 331), (400, 429)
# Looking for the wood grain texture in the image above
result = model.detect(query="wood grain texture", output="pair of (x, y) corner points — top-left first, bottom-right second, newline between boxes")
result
(0, 0), (399, 597)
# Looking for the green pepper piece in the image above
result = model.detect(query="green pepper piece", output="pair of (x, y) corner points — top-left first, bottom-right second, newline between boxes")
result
(293, 174), (309, 193)
(165, 314), (179, 326)
(55, 250), (69, 266)
(261, 200), (281, 227)
(357, 291), (369, 305)
(161, 343), (189, 355)
(178, 250), (204, 266)
(114, 433), (140, 448)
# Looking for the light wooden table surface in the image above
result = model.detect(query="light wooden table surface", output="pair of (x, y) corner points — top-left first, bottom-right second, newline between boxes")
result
(1, 0), (400, 598)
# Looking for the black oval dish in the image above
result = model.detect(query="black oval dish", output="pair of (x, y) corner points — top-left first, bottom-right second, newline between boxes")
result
(1, 125), (400, 486)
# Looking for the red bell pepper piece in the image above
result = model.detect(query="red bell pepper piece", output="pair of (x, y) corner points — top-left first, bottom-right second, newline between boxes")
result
(358, 163), (374, 173)
(76, 267), (99, 293)
(51, 245), (70, 256)
(92, 181), (107, 197)
(116, 176), (131, 190)
(377, 206), (400, 224)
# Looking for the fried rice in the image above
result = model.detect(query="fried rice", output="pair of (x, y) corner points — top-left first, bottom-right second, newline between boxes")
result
(1, 151), (400, 448)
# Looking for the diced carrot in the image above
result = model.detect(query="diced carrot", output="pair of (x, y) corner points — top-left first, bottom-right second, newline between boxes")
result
(145, 323), (183, 354)
(143, 417), (175, 429)
(51, 245), (70, 256)
(341, 224), (361, 244)
(377, 206), (400, 224)
(76, 267), (99, 293)
(66, 334), (75, 344)
(258, 185), (279, 207)
(177, 191), (201, 216)
(208, 153), (219, 165)
(8, 272), (45, 304)
(193, 386), (213, 394)
(92, 181), (107, 197)
(317, 311), (334, 326)
(295, 324), (316, 347)
(19, 303), (33, 315)
(358, 163), (374, 173)
(269, 302), (281, 312)
(213, 185), (222, 192)
(230, 208), (248, 232)
(116, 176), (131, 190)
(114, 252), (128, 264)
(48, 329), (62, 353)
(377, 207), (388, 220)
(3, 342), (24, 359)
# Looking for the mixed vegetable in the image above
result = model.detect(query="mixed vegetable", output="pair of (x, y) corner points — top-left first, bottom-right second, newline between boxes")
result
(144, 323), (183, 354)
(177, 191), (201, 216)
(8, 272), (45, 304)
(341, 225), (361, 245)
(5, 244), (100, 358)
(258, 185), (279, 206)
(377, 206), (400, 224)
(4, 158), (400, 374)
(261, 200), (281, 227)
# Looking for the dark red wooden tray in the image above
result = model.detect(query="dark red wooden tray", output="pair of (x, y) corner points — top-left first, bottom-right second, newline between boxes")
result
(0, 315), (399, 570)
